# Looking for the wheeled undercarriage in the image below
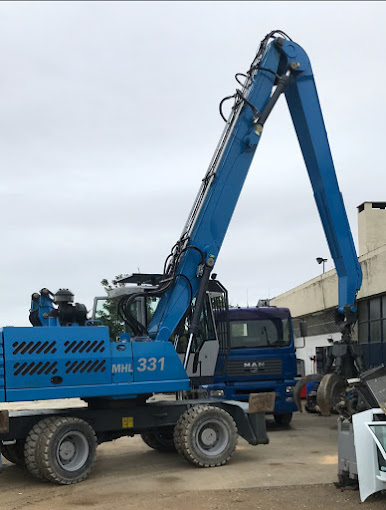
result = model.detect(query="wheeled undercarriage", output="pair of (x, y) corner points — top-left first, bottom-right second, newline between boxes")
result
(0, 394), (273, 484)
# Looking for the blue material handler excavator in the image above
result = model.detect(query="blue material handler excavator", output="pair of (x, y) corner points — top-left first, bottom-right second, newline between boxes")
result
(0, 30), (369, 487)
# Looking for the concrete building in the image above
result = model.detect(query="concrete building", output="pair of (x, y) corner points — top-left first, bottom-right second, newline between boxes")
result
(270, 202), (386, 375)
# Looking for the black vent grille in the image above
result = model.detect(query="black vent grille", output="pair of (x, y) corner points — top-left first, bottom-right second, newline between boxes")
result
(13, 361), (58, 376)
(64, 340), (105, 354)
(12, 341), (57, 355)
(65, 360), (106, 374)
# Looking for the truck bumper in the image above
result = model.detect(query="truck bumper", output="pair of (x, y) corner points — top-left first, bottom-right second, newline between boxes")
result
(203, 380), (298, 414)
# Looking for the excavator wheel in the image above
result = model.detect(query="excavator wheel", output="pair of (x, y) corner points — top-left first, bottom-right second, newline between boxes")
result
(1, 440), (25, 466)
(141, 427), (176, 452)
(174, 404), (237, 467)
(25, 416), (97, 484)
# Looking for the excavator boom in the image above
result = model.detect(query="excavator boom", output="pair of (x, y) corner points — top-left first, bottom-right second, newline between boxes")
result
(146, 32), (361, 346)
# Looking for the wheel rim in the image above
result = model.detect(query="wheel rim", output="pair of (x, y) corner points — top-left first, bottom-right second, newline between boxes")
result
(56, 431), (89, 472)
(195, 418), (230, 456)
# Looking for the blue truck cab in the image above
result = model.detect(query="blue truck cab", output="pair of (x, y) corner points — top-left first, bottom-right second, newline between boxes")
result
(203, 305), (297, 426)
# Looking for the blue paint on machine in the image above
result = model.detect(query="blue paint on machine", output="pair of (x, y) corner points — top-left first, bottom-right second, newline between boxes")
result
(2, 326), (190, 402)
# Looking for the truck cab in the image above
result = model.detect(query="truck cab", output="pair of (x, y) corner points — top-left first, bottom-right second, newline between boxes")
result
(203, 305), (297, 426)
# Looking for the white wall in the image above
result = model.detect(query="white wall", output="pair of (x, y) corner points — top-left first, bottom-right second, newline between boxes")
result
(270, 243), (386, 315)
(295, 333), (341, 375)
(358, 202), (386, 256)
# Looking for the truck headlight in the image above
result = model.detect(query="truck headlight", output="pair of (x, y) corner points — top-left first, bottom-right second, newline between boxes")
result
(209, 389), (225, 398)
(285, 386), (294, 393)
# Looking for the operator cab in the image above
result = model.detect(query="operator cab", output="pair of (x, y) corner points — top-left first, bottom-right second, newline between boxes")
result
(92, 275), (231, 385)
(93, 290), (159, 340)
(172, 279), (230, 384)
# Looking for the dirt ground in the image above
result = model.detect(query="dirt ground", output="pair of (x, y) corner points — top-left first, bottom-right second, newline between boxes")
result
(0, 401), (385, 509)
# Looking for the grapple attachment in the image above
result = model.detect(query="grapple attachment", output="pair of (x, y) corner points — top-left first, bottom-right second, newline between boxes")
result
(294, 372), (346, 416)
(316, 373), (346, 416)
(293, 374), (323, 412)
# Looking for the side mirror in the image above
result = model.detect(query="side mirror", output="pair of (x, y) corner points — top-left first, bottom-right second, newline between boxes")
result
(299, 320), (308, 338)
(295, 320), (307, 349)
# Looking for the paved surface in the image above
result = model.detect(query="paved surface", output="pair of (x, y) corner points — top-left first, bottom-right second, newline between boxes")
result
(0, 400), (385, 509)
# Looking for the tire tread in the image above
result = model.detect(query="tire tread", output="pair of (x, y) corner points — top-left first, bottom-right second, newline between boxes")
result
(174, 404), (238, 468)
(25, 421), (50, 480)
(37, 416), (97, 485)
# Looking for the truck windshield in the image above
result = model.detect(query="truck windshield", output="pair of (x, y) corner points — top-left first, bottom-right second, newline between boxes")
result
(230, 318), (291, 349)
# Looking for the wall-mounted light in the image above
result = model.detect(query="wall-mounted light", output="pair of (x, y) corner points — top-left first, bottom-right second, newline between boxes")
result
(316, 257), (327, 274)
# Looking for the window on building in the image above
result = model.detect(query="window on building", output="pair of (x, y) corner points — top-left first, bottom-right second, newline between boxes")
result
(370, 298), (381, 321)
(358, 294), (386, 344)
(358, 300), (368, 322)
(370, 320), (382, 343)
(358, 322), (369, 344)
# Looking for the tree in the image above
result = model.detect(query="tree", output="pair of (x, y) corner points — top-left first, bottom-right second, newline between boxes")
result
(96, 275), (127, 340)
(97, 275), (158, 339)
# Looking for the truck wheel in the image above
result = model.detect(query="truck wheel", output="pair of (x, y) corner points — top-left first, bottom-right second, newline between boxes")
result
(1, 441), (25, 466)
(174, 405), (238, 467)
(26, 416), (97, 484)
(274, 412), (293, 427)
(141, 427), (176, 452)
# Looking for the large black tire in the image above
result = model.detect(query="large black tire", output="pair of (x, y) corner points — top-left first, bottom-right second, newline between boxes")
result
(141, 427), (176, 452)
(1, 441), (25, 466)
(174, 405), (238, 467)
(273, 412), (293, 427)
(27, 416), (97, 485)
(25, 421), (49, 480)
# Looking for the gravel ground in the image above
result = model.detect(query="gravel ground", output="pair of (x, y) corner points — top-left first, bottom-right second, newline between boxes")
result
(0, 481), (385, 510)
(1, 400), (385, 509)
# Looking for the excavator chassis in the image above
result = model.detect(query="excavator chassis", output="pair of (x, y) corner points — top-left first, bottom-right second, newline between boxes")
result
(0, 393), (274, 484)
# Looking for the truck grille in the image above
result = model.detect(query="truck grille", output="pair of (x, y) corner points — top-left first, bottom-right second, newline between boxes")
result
(225, 358), (282, 377)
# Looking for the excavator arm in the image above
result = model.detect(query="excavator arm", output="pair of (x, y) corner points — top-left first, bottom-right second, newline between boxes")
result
(143, 31), (361, 351)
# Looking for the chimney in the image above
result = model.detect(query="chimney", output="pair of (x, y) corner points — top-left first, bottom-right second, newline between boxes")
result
(358, 202), (386, 256)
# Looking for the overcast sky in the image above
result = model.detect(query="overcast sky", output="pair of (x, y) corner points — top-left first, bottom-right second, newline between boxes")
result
(0, 1), (384, 325)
